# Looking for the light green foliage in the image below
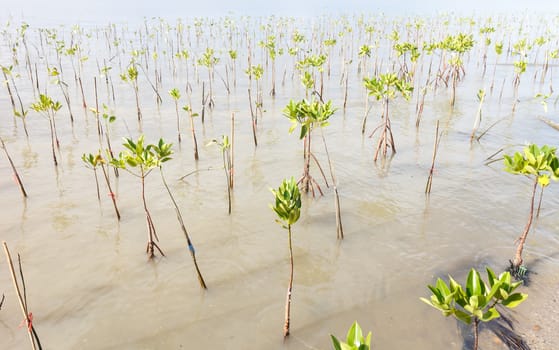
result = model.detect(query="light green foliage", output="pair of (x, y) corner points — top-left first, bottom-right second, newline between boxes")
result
(110, 135), (172, 172)
(421, 268), (527, 325)
(441, 33), (474, 53)
(270, 177), (301, 228)
(331, 321), (372, 350)
(513, 60), (527, 75)
(120, 63), (138, 83)
(82, 152), (104, 169)
(245, 64), (263, 80)
(358, 45), (372, 58)
(503, 144), (559, 187)
(393, 42), (420, 62)
(169, 87), (181, 101)
(30, 94), (62, 115)
(297, 54), (327, 71)
(495, 41), (504, 55)
(197, 48), (219, 68)
(363, 73), (413, 101)
(283, 99), (336, 139)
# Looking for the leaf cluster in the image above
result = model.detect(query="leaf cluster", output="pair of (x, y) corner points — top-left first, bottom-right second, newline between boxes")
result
(421, 268), (527, 325)
(270, 177), (301, 228)
(331, 321), (372, 350)
(503, 144), (559, 187)
(110, 135), (173, 174)
(363, 73), (413, 101)
(283, 99), (336, 139)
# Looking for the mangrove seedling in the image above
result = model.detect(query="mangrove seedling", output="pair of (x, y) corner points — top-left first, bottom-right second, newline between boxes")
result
(439, 33), (475, 107)
(270, 177), (301, 338)
(331, 321), (372, 350)
(111, 135), (168, 258)
(197, 48), (219, 109)
(151, 139), (207, 289)
(120, 62), (142, 121)
(182, 104), (199, 160)
(30, 94), (62, 166)
(209, 136), (232, 214)
(503, 144), (559, 276)
(471, 89), (485, 141)
(283, 98), (334, 196)
(363, 73), (413, 161)
(421, 267), (527, 350)
(82, 151), (121, 220)
(169, 88), (182, 143)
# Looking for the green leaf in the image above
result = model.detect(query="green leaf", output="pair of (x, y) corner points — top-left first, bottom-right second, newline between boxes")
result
(331, 335), (342, 350)
(502, 293), (528, 308)
(480, 307), (500, 322)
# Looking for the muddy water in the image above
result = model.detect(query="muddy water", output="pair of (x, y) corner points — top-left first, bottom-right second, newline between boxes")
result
(1, 14), (559, 350)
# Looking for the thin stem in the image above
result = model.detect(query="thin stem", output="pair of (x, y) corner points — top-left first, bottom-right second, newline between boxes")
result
(513, 178), (538, 268)
(283, 224), (294, 339)
(159, 168), (207, 289)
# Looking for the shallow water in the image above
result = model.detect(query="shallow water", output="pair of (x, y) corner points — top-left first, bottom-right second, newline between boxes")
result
(1, 14), (559, 350)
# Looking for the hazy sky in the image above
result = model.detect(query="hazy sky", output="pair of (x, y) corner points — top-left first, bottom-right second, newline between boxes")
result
(2, 0), (559, 25)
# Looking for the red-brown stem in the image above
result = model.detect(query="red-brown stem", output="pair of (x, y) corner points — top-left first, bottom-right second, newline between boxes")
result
(513, 178), (539, 268)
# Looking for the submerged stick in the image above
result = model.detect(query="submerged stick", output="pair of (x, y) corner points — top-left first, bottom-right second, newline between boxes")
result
(159, 169), (207, 289)
(425, 121), (441, 194)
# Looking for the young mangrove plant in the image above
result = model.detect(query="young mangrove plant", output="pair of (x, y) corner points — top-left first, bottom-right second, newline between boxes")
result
(283, 98), (334, 196)
(197, 48), (219, 109)
(471, 89), (485, 141)
(120, 61), (142, 121)
(439, 33), (475, 107)
(331, 321), (372, 350)
(363, 73), (413, 161)
(503, 144), (559, 276)
(1, 65), (28, 136)
(421, 267), (527, 350)
(169, 88), (182, 143)
(111, 135), (168, 258)
(270, 177), (301, 338)
(182, 103), (199, 160)
(151, 139), (207, 289)
(30, 94), (62, 166)
(82, 151), (121, 220)
(209, 135), (232, 214)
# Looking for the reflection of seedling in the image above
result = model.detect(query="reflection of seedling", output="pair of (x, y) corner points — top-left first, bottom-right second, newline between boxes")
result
(331, 321), (372, 350)
(471, 89), (485, 141)
(111, 135), (169, 258)
(503, 144), (559, 276)
(30, 94), (62, 166)
(270, 177), (301, 338)
(535, 92), (551, 113)
(421, 268), (527, 350)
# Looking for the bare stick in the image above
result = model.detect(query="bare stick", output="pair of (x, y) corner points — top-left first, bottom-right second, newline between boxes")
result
(0, 137), (28, 198)
(425, 120), (441, 194)
(3, 242), (41, 350)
